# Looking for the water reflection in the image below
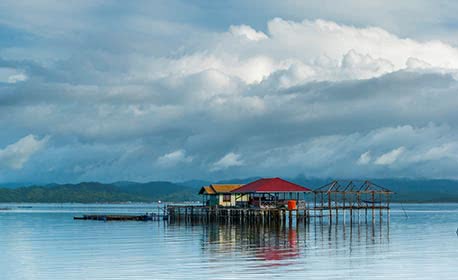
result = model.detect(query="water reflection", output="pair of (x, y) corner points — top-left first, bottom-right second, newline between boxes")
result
(181, 218), (391, 268)
(5, 204), (458, 279)
(201, 223), (301, 267)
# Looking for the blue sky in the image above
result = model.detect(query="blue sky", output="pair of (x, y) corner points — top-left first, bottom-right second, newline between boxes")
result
(1, 1), (458, 183)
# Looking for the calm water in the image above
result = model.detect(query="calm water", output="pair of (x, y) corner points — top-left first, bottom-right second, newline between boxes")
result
(1, 203), (457, 280)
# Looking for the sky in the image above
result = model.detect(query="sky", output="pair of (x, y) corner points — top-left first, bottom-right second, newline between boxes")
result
(1, 1), (458, 183)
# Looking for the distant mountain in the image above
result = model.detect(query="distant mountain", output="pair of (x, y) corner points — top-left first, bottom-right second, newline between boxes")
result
(0, 181), (198, 203)
(0, 182), (146, 203)
(216, 177), (262, 184)
(0, 182), (36, 189)
(374, 178), (458, 203)
(114, 181), (199, 201)
(1, 178), (458, 203)
(291, 177), (458, 203)
(180, 177), (261, 188)
(180, 179), (212, 188)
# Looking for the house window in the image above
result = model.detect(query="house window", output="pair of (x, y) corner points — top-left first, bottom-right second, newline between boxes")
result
(223, 194), (231, 202)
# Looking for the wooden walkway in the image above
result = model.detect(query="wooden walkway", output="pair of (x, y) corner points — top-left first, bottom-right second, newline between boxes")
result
(74, 213), (164, 221)
(166, 205), (310, 225)
(165, 203), (390, 225)
(73, 203), (390, 225)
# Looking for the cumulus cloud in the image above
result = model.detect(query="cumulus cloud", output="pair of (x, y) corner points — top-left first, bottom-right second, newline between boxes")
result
(357, 151), (372, 165)
(0, 67), (27, 83)
(2, 8), (458, 182)
(0, 135), (48, 170)
(229, 25), (268, 41)
(374, 147), (405, 165)
(139, 18), (458, 91)
(157, 150), (192, 167)
(266, 18), (458, 71)
(7, 73), (27, 83)
(412, 144), (455, 162)
(211, 153), (244, 171)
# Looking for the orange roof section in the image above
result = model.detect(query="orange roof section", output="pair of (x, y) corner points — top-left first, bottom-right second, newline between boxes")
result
(198, 186), (215, 195)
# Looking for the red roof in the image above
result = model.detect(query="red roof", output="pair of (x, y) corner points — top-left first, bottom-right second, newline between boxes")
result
(231, 177), (311, 193)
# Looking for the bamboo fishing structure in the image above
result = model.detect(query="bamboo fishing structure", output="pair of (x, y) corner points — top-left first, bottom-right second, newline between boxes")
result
(312, 180), (393, 223)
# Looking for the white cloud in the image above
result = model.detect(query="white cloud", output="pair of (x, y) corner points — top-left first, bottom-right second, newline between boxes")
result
(157, 150), (192, 167)
(0, 135), (48, 170)
(266, 18), (458, 71)
(7, 73), (27, 83)
(341, 50), (395, 79)
(143, 18), (458, 91)
(406, 57), (432, 69)
(229, 24), (268, 41)
(357, 151), (372, 165)
(374, 147), (405, 165)
(0, 67), (27, 83)
(410, 143), (458, 162)
(211, 153), (244, 171)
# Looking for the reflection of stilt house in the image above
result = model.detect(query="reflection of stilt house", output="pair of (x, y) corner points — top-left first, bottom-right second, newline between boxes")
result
(198, 184), (248, 207)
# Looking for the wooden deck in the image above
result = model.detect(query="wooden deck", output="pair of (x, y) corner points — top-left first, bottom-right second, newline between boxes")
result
(73, 202), (390, 225)
(165, 203), (390, 225)
(166, 205), (310, 225)
(74, 214), (164, 221)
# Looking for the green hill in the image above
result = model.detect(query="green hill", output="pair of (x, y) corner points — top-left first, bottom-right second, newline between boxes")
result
(0, 181), (198, 203)
(114, 181), (199, 201)
(1, 178), (458, 203)
(291, 177), (458, 203)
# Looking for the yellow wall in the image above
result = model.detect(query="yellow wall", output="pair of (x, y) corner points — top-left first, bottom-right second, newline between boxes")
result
(218, 194), (249, 207)
(218, 194), (235, 207)
(235, 194), (249, 202)
(217, 194), (249, 207)
(204, 194), (250, 207)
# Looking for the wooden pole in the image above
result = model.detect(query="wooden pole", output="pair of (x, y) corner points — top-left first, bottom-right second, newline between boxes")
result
(349, 193), (353, 224)
(320, 193), (324, 218)
(335, 192), (339, 224)
(342, 192), (346, 224)
(371, 191), (375, 223)
(387, 193), (390, 222)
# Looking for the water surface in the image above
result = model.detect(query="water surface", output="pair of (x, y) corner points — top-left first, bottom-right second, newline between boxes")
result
(1, 203), (457, 279)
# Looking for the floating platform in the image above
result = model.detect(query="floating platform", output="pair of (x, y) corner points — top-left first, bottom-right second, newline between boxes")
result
(74, 214), (163, 221)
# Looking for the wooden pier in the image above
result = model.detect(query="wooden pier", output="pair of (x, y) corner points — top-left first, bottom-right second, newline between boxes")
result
(165, 205), (311, 226)
(73, 213), (163, 221)
(73, 180), (393, 225)
(165, 180), (393, 225)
